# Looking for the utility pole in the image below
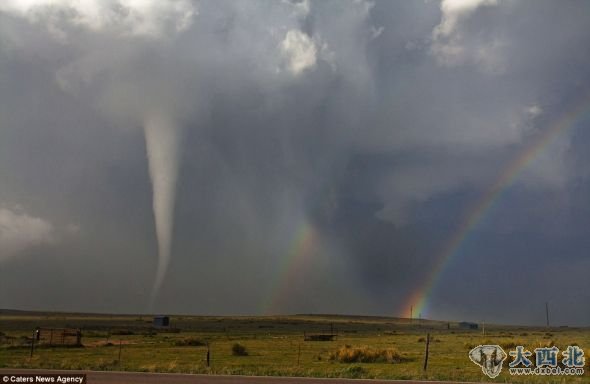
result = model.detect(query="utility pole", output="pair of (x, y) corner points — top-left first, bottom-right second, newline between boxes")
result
(545, 302), (550, 328)
(410, 306), (413, 322)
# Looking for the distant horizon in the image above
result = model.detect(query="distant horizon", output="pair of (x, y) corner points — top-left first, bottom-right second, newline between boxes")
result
(2, 307), (586, 329)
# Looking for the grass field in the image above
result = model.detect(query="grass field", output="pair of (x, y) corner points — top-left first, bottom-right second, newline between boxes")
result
(1, 310), (588, 383)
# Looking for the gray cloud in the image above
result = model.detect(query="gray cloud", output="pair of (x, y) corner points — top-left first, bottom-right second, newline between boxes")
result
(0, 0), (196, 39)
(0, 207), (55, 261)
(0, 0), (589, 325)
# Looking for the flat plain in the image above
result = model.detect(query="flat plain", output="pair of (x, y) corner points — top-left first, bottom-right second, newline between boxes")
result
(1, 310), (588, 383)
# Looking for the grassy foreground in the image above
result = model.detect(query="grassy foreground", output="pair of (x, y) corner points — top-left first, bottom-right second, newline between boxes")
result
(1, 310), (588, 383)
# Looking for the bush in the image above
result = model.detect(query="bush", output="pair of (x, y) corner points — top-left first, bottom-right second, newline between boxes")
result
(464, 342), (476, 350)
(341, 365), (366, 379)
(173, 337), (206, 347)
(501, 341), (518, 350)
(329, 345), (403, 363)
(418, 336), (440, 343)
(231, 343), (248, 356)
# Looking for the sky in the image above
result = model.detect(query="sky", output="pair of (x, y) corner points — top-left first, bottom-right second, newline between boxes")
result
(0, 0), (589, 326)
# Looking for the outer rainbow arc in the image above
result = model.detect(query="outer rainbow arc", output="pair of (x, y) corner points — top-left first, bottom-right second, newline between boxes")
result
(403, 97), (590, 319)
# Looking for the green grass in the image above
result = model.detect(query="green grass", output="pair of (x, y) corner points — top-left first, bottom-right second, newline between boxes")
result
(0, 311), (588, 382)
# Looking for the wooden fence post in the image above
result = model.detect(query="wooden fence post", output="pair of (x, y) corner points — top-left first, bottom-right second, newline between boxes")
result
(423, 333), (430, 372)
(206, 342), (210, 368)
(118, 339), (122, 367)
(29, 330), (35, 358)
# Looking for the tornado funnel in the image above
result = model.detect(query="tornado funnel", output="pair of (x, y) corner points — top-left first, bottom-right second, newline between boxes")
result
(144, 114), (181, 308)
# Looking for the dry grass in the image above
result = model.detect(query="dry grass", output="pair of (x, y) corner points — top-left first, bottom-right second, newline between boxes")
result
(329, 345), (403, 363)
(1, 312), (588, 382)
(533, 339), (556, 349)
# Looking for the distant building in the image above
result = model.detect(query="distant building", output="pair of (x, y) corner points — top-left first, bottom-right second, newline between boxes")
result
(153, 315), (170, 328)
(459, 321), (478, 330)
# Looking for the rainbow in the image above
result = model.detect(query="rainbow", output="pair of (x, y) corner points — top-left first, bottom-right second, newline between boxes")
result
(263, 222), (319, 314)
(403, 98), (590, 319)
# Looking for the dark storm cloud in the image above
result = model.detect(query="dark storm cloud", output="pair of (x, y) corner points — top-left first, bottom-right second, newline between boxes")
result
(0, 0), (589, 325)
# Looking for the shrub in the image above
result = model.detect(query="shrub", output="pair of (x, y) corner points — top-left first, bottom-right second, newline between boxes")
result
(419, 337), (440, 343)
(464, 342), (476, 350)
(232, 343), (248, 356)
(173, 337), (206, 347)
(329, 345), (403, 363)
(341, 365), (366, 379)
(501, 341), (519, 350)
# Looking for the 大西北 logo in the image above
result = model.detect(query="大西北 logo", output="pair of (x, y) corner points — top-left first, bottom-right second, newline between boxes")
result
(468, 344), (585, 377)
(469, 345), (507, 378)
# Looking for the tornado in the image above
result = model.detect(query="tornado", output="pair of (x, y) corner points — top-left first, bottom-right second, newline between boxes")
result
(144, 114), (181, 308)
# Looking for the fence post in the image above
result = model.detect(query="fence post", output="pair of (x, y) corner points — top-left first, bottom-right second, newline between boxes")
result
(297, 343), (301, 366)
(206, 342), (210, 368)
(423, 333), (430, 372)
(30, 330), (36, 358)
(118, 339), (122, 367)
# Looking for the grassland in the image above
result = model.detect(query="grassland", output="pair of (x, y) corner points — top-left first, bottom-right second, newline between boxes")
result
(1, 310), (588, 383)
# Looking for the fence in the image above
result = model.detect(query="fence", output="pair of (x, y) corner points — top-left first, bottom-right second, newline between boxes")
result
(35, 327), (82, 346)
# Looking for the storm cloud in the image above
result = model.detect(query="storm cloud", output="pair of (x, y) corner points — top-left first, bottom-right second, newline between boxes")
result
(0, 0), (589, 325)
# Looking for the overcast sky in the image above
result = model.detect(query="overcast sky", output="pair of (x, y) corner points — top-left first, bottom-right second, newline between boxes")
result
(0, 0), (589, 326)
